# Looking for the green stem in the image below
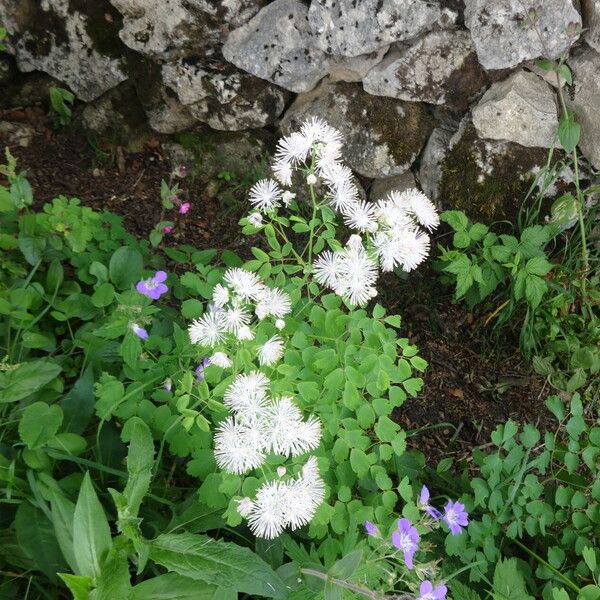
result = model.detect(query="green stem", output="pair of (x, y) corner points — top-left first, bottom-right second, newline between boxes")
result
(300, 568), (385, 599)
(555, 68), (589, 294)
(511, 538), (581, 593)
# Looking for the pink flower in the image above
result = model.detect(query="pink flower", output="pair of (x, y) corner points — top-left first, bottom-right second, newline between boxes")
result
(179, 202), (190, 214)
(162, 226), (173, 234)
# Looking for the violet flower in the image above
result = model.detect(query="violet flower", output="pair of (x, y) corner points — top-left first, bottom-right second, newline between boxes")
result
(131, 323), (148, 340)
(179, 202), (190, 214)
(419, 485), (441, 520)
(443, 500), (469, 535)
(162, 225), (173, 234)
(391, 518), (419, 569)
(417, 580), (447, 600)
(195, 357), (211, 381)
(364, 520), (379, 537)
(136, 271), (168, 300)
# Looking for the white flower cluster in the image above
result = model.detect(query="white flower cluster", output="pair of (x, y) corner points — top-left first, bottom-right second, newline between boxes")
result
(186, 268), (324, 538)
(188, 268), (291, 365)
(246, 117), (440, 306)
(215, 371), (323, 538)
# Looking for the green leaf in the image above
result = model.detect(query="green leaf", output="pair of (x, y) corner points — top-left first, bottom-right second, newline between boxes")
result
(50, 491), (78, 574)
(15, 502), (66, 582)
(0, 359), (61, 403)
(453, 230), (471, 249)
(391, 432), (407, 456)
(329, 550), (362, 579)
(520, 424), (540, 448)
(546, 395), (565, 421)
(91, 283), (115, 308)
(109, 246), (143, 290)
(181, 299), (203, 319)
(582, 547), (597, 574)
(524, 274), (547, 309)
(61, 366), (95, 434)
(525, 256), (553, 276)
(58, 574), (93, 600)
(19, 401), (63, 449)
(558, 64), (573, 85)
(120, 417), (154, 519)
(349, 448), (370, 478)
(95, 548), (132, 600)
(149, 533), (287, 598)
(131, 574), (222, 600)
(441, 210), (469, 231)
(558, 115), (581, 153)
(492, 558), (534, 600)
(375, 416), (398, 443)
(73, 472), (112, 578)
(469, 223), (489, 241)
(450, 580), (482, 600)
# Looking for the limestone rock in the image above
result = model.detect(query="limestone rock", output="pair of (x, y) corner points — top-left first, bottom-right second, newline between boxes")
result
(582, 0), (600, 52)
(363, 31), (487, 109)
(161, 57), (289, 131)
(281, 81), (433, 178)
(308, 0), (457, 57)
(438, 123), (551, 222)
(464, 0), (581, 70)
(0, 0), (127, 101)
(329, 47), (390, 83)
(223, 0), (331, 93)
(80, 82), (146, 142)
(163, 130), (271, 181)
(472, 70), (558, 148)
(419, 125), (457, 201)
(129, 57), (196, 134)
(369, 172), (417, 201)
(567, 48), (600, 169)
(111, 0), (268, 59)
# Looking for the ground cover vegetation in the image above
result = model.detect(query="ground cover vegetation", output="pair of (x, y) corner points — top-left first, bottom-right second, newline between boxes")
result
(0, 36), (599, 600)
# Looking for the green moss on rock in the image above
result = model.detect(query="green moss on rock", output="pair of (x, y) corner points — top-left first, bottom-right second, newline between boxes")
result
(439, 125), (551, 223)
(342, 82), (433, 168)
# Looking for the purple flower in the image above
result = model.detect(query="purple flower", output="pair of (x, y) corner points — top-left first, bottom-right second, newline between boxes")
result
(195, 357), (211, 381)
(136, 271), (168, 300)
(162, 225), (173, 234)
(364, 521), (380, 537)
(179, 202), (190, 214)
(443, 500), (469, 535)
(419, 485), (441, 520)
(417, 580), (447, 600)
(131, 323), (148, 340)
(174, 165), (187, 178)
(391, 518), (419, 569)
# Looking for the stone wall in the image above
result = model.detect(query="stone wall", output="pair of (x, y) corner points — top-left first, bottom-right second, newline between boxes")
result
(1, 0), (599, 221)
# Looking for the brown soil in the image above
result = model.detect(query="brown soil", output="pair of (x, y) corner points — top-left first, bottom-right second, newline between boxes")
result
(2, 109), (550, 465)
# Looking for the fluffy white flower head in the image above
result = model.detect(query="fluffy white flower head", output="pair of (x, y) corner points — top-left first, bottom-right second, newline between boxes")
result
(214, 417), (265, 475)
(224, 268), (265, 301)
(258, 335), (285, 366)
(210, 352), (232, 368)
(212, 284), (229, 308)
(188, 309), (226, 347)
(249, 179), (282, 213)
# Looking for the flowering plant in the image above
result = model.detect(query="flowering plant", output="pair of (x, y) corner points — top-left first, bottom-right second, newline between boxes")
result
(171, 118), (440, 541)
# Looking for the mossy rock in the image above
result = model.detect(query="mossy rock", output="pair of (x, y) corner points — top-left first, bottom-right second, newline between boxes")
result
(281, 81), (434, 178)
(439, 124), (557, 223)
